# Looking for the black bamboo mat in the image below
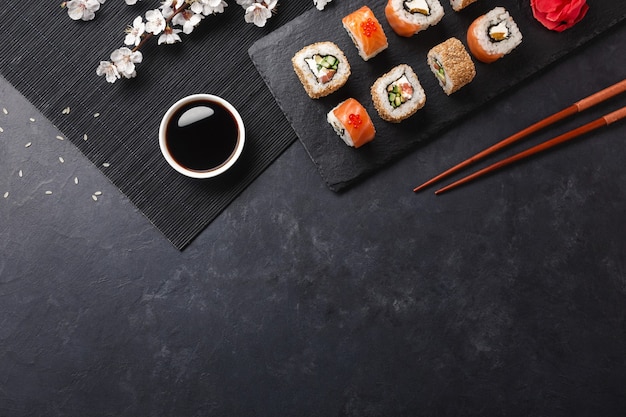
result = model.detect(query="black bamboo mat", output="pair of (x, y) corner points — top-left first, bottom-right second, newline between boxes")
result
(250, 0), (626, 191)
(0, 3), (312, 250)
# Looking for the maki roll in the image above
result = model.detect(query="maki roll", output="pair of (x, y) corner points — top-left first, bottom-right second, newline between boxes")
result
(449, 0), (477, 11)
(371, 64), (426, 123)
(385, 0), (445, 37)
(467, 7), (522, 63)
(342, 6), (388, 61)
(292, 42), (351, 99)
(427, 37), (476, 95)
(327, 98), (376, 148)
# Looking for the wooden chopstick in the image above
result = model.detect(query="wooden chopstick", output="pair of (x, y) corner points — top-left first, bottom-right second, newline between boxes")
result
(433, 105), (626, 195)
(413, 78), (626, 192)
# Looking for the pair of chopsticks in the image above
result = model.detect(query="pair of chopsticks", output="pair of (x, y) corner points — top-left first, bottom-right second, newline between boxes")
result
(414, 78), (626, 195)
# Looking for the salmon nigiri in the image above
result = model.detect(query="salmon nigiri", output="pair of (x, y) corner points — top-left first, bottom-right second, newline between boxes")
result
(327, 98), (376, 148)
(342, 6), (388, 61)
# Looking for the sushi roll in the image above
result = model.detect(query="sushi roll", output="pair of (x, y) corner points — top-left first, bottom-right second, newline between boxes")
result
(427, 37), (476, 95)
(385, 0), (445, 37)
(467, 7), (522, 63)
(371, 64), (426, 123)
(449, 0), (477, 11)
(292, 42), (351, 99)
(327, 98), (376, 148)
(342, 6), (388, 61)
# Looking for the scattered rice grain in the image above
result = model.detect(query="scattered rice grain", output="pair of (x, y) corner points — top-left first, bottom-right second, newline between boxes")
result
(94, 191), (102, 196)
(102, 162), (110, 167)
(25, 142), (32, 148)
(93, 113), (100, 118)
(3, 192), (8, 199)
(18, 170), (23, 177)
(83, 134), (88, 141)
(74, 177), (79, 185)
(56, 135), (64, 141)
(62, 107), (71, 115)
(0, 127), (3, 133)
(2, 108), (7, 115)
(92, 195), (98, 201)
(45, 190), (53, 195)
(59, 156), (65, 164)
(29, 117), (35, 122)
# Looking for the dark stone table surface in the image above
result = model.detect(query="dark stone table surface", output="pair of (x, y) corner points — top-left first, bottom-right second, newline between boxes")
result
(1, 12), (625, 417)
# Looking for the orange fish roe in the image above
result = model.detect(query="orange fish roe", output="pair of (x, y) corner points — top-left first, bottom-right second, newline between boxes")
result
(348, 113), (362, 128)
(361, 18), (378, 37)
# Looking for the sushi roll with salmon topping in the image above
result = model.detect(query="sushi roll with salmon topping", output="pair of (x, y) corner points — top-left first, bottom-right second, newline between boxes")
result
(385, 0), (444, 37)
(327, 98), (376, 148)
(449, 0), (477, 11)
(342, 6), (388, 61)
(467, 7), (522, 63)
(292, 42), (351, 99)
(371, 64), (426, 123)
(427, 37), (476, 95)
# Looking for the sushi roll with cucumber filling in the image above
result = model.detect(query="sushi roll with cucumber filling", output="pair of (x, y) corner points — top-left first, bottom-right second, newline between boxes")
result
(467, 7), (522, 63)
(427, 37), (476, 95)
(385, 0), (445, 37)
(371, 64), (426, 123)
(292, 42), (351, 99)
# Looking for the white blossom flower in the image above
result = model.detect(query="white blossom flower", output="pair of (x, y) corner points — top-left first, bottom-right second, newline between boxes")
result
(160, 0), (184, 18)
(96, 61), (120, 83)
(145, 9), (166, 35)
(110, 47), (143, 78)
(172, 10), (204, 34)
(124, 16), (145, 46)
(66, 0), (101, 21)
(314, 0), (332, 10)
(158, 27), (182, 45)
(244, 3), (273, 27)
(190, 0), (228, 16)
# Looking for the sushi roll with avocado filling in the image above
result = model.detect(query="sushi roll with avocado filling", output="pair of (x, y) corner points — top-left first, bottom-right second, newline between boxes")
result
(385, 0), (445, 37)
(371, 64), (426, 123)
(292, 42), (351, 99)
(427, 37), (476, 95)
(467, 7), (522, 63)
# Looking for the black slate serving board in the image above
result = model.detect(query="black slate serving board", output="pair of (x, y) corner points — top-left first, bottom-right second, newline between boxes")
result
(0, 2), (313, 250)
(249, 0), (626, 192)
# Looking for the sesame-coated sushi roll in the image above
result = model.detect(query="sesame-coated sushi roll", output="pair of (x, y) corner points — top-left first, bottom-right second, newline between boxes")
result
(467, 7), (522, 63)
(449, 0), (477, 11)
(342, 6), (388, 61)
(371, 64), (426, 123)
(427, 37), (476, 95)
(292, 42), (351, 99)
(327, 98), (376, 148)
(385, 0), (445, 37)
